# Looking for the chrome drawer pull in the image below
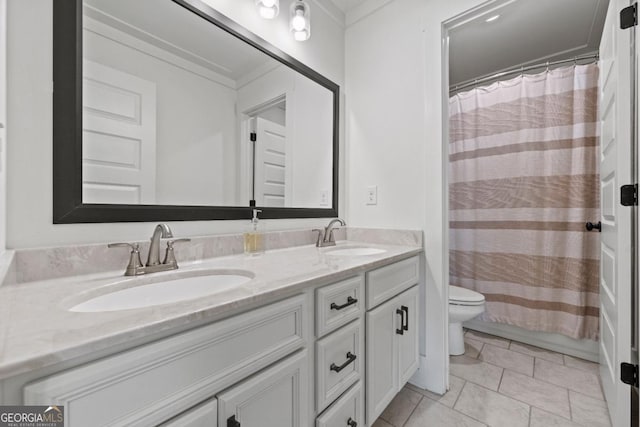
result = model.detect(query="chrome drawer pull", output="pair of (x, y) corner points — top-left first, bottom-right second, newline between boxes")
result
(330, 296), (358, 310)
(330, 352), (357, 373)
(347, 418), (357, 427)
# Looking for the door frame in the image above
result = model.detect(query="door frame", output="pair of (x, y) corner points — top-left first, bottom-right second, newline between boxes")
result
(440, 1), (633, 414)
(238, 93), (291, 207)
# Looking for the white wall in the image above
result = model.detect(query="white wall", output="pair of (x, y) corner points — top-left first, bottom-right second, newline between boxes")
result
(0, 0), (6, 253)
(291, 73), (333, 208)
(84, 28), (237, 206)
(345, 0), (483, 393)
(6, 0), (344, 248)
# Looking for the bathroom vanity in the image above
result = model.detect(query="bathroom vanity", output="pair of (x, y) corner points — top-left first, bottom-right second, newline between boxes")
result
(0, 237), (421, 427)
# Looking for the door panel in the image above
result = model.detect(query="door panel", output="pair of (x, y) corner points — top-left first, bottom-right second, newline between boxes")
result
(366, 298), (398, 424)
(82, 60), (157, 204)
(398, 286), (419, 386)
(599, 1), (633, 425)
(255, 117), (286, 207)
(217, 350), (308, 427)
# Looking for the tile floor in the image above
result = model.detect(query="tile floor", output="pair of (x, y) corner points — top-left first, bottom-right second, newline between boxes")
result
(371, 330), (611, 427)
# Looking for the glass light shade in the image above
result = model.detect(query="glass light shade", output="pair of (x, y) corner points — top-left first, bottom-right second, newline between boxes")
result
(256, 0), (279, 19)
(290, 0), (310, 41)
(293, 29), (309, 41)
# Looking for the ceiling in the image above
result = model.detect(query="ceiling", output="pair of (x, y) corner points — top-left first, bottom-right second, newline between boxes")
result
(449, 0), (609, 87)
(329, 0), (370, 13)
(84, 0), (276, 83)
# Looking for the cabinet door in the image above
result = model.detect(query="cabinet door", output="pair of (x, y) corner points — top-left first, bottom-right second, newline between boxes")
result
(160, 398), (217, 427)
(397, 286), (419, 386)
(365, 298), (399, 424)
(217, 350), (308, 427)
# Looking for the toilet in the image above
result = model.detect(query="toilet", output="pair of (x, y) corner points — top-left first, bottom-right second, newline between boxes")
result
(449, 285), (486, 355)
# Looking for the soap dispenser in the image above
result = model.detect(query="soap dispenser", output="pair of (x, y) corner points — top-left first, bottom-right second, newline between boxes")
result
(244, 209), (265, 255)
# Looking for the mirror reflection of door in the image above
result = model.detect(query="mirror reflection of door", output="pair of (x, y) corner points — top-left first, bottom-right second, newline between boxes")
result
(253, 114), (287, 207)
(82, 60), (157, 204)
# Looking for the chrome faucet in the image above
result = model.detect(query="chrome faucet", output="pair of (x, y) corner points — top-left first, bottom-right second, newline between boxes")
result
(314, 218), (346, 247)
(108, 224), (190, 276)
(146, 223), (173, 266)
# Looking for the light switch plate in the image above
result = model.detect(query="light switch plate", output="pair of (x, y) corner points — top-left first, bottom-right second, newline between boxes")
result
(366, 185), (377, 205)
(320, 190), (329, 206)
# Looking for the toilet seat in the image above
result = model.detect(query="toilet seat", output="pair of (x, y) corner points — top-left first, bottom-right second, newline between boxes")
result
(449, 285), (485, 306)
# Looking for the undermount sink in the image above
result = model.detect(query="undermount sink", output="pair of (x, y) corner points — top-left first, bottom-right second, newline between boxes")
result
(325, 246), (387, 256)
(70, 270), (254, 312)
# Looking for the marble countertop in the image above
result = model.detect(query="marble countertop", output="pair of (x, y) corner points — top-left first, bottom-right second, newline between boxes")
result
(0, 240), (421, 380)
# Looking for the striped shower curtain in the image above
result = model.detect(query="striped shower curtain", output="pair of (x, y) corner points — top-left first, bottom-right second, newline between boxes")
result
(448, 64), (600, 340)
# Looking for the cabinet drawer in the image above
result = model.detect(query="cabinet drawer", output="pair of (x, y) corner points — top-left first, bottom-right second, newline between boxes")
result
(316, 382), (363, 427)
(316, 319), (363, 412)
(24, 295), (307, 427)
(366, 256), (419, 309)
(316, 275), (364, 337)
(160, 398), (217, 427)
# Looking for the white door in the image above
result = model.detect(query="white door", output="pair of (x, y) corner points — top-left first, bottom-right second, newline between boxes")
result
(398, 286), (420, 386)
(82, 60), (156, 204)
(217, 350), (308, 427)
(599, 1), (633, 425)
(366, 296), (399, 425)
(254, 117), (286, 207)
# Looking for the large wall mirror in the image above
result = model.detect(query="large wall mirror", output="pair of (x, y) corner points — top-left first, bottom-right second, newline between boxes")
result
(53, 0), (339, 223)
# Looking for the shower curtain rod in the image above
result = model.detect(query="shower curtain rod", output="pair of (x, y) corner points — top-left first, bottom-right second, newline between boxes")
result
(449, 53), (599, 95)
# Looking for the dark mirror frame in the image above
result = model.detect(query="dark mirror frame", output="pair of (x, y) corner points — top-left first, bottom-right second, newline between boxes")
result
(53, 0), (339, 223)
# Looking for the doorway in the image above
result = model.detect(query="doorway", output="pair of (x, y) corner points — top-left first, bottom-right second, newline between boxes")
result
(239, 95), (291, 207)
(442, 0), (637, 426)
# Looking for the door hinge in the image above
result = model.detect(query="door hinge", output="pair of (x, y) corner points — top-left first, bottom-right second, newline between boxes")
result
(621, 362), (639, 387)
(621, 3), (638, 29)
(621, 184), (638, 206)
(250, 132), (257, 142)
(227, 415), (241, 427)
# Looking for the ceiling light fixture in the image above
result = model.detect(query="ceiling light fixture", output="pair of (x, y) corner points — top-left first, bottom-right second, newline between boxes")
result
(290, 0), (310, 41)
(256, 0), (279, 19)
(485, 14), (500, 23)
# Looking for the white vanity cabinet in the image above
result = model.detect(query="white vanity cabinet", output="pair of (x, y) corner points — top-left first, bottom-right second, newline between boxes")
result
(23, 295), (308, 427)
(14, 253), (421, 427)
(365, 257), (419, 425)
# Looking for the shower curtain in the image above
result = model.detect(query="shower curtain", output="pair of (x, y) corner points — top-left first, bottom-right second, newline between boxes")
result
(449, 63), (600, 340)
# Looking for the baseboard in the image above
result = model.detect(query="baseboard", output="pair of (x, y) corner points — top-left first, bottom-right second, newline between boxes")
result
(409, 355), (446, 394)
(464, 319), (599, 362)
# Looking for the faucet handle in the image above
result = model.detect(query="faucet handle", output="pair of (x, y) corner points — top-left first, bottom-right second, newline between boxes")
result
(312, 229), (324, 247)
(108, 242), (139, 250)
(166, 238), (191, 247)
(108, 242), (143, 275)
(163, 238), (191, 266)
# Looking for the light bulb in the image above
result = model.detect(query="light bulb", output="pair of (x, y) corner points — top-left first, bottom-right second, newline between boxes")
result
(289, 1), (310, 41)
(256, 0), (279, 19)
(292, 11), (306, 31)
(259, 6), (277, 19)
